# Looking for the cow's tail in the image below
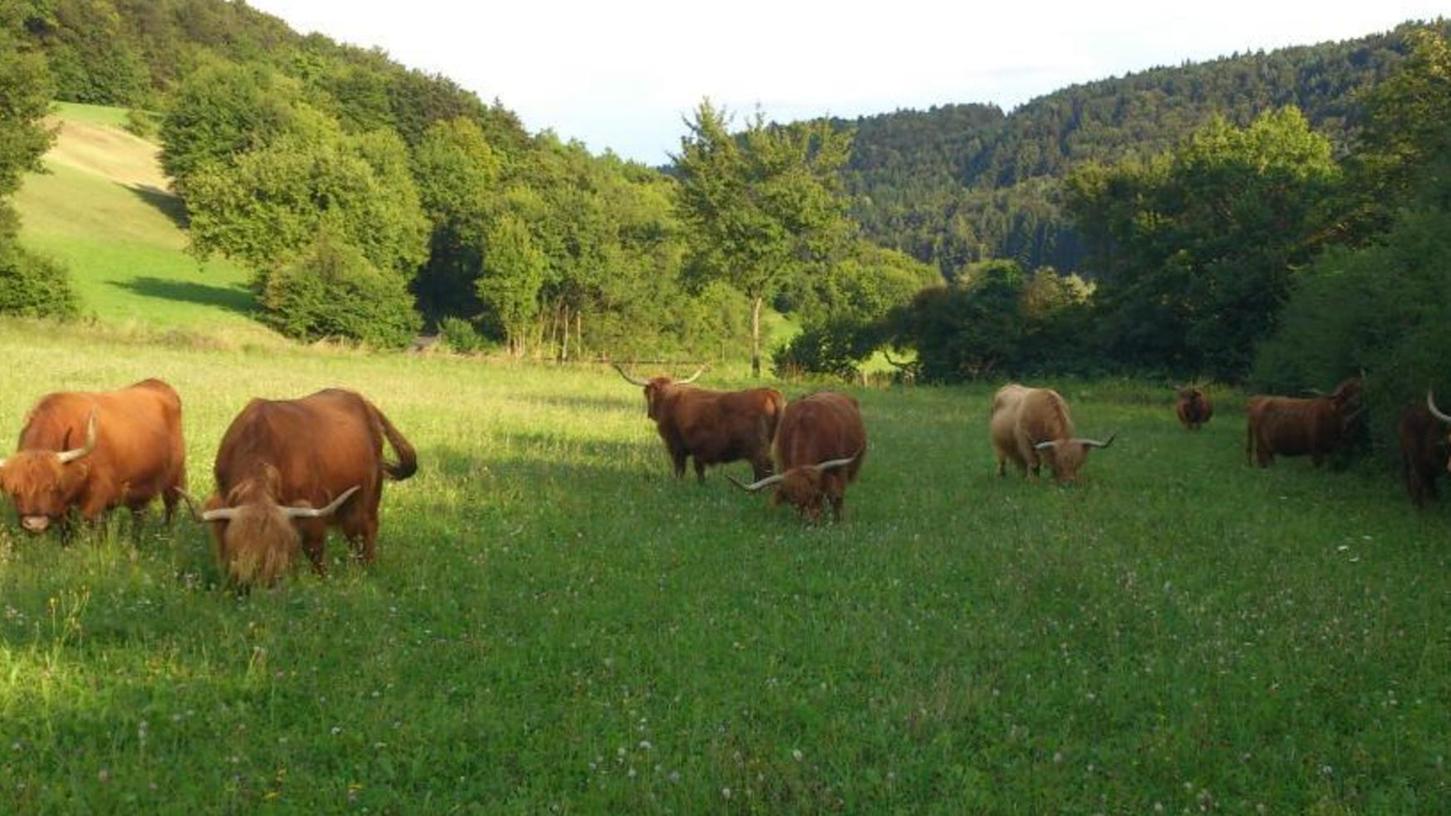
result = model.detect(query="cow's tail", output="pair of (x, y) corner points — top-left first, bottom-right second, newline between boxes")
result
(371, 403), (418, 481)
(766, 390), (787, 442)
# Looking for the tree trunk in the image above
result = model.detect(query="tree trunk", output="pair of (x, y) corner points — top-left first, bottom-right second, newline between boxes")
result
(561, 305), (570, 362)
(575, 311), (583, 361)
(750, 295), (764, 378)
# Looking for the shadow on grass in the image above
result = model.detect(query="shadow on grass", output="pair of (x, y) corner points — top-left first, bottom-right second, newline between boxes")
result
(110, 276), (256, 316)
(126, 183), (189, 229)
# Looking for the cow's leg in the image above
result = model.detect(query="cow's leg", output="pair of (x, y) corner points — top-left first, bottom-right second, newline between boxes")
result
(669, 447), (687, 479)
(829, 491), (844, 522)
(1311, 452), (1324, 468)
(295, 519), (328, 576)
(162, 484), (180, 525)
(693, 458), (706, 484)
(750, 453), (773, 481)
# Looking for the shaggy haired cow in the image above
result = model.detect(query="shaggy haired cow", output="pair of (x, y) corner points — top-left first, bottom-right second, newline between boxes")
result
(730, 392), (865, 522)
(189, 389), (416, 588)
(615, 364), (784, 483)
(1245, 376), (1363, 468)
(1175, 385), (1214, 430)
(990, 384), (1115, 484)
(1407, 391), (1451, 506)
(0, 379), (185, 534)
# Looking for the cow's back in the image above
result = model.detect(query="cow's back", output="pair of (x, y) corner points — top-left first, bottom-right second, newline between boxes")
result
(775, 392), (865, 478)
(989, 384), (1030, 458)
(216, 389), (383, 506)
(668, 386), (781, 465)
(1015, 388), (1074, 446)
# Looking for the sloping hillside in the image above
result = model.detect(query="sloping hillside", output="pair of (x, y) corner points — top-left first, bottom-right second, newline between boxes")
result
(12, 102), (274, 338)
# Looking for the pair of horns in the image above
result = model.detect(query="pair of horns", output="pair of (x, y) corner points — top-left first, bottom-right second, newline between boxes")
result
(0, 411), (98, 469)
(1429, 391), (1451, 424)
(1035, 433), (1117, 451)
(612, 363), (704, 387)
(728, 451), (862, 492)
(174, 485), (361, 522)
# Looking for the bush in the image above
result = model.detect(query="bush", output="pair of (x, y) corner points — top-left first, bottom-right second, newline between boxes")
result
(259, 232), (420, 349)
(1252, 207), (1451, 460)
(438, 315), (486, 354)
(0, 241), (80, 319)
(123, 108), (159, 140)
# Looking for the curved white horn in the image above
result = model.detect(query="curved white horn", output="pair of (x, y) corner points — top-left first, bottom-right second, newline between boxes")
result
(727, 473), (785, 492)
(676, 366), (706, 385)
(612, 362), (649, 387)
(1428, 390), (1451, 424)
(57, 411), (98, 464)
(810, 449), (862, 472)
(201, 505), (240, 522)
(282, 485), (361, 519)
(1077, 433), (1117, 449)
(1034, 440), (1058, 451)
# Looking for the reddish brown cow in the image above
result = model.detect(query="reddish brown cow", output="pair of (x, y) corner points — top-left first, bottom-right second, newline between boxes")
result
(1175, 386), (1213, 430)
(1399, 395), (1451, 507)
(193, 389), (416, 588)
(0, 379), (185, 534)
(1245, 376), (1363, 468)
(729, 392), (866, 522)
(615, 364), (785, 483)
(989, 384), (1115, 484)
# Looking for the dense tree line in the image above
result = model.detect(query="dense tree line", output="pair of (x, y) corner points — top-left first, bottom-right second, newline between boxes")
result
(837, 20), (1449, 278)
(4, 0), (928, 361)
(0, 6), (77, 319)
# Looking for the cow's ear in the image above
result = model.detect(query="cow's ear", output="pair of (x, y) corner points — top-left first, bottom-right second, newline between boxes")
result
(60, 460), (91, 493)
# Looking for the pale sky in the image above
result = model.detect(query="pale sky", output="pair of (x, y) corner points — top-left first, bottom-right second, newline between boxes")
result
(250, 0), (1448, 164)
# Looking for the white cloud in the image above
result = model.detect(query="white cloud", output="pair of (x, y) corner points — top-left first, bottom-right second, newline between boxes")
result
(249, 0), (1447, 162)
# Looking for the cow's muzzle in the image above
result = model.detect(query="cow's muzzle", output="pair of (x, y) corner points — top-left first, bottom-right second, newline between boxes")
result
(20, 515), (51, 534)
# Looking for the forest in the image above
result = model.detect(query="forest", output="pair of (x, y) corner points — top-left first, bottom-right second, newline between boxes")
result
(1, 1), (1449, 433)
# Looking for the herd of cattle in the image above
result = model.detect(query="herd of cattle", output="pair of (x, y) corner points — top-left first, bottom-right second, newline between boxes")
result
(1, 369), (1448, 589)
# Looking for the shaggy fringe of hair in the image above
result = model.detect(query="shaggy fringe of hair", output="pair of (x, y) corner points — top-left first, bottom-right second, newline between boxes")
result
(221, 508), (300, 588)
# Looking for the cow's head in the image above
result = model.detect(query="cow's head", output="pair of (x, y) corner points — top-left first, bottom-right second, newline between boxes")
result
(1034, 433), (1116, 484)
(613, 364), (704, 421)
(0, 412), (98, 534)
(1428, 391), (1451, 473)
(179, 466), (358, 587)
(729, 452), (859, 522)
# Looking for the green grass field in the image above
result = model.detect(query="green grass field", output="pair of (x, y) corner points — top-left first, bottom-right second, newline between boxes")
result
(12, 103), (273, 341)
(0, 320), (1448, 812)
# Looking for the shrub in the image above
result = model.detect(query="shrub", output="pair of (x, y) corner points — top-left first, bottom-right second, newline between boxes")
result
(438, 315), (486, 354)
(123, 108), (159, 140)
(0, 241), (80, 320)
(259, 232), (420, 349)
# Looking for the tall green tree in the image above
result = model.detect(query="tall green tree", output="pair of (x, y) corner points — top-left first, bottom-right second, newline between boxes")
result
(1066, 107), (1343, 378)
(476, 213), (546, 355)
(673, 100), (855, 376)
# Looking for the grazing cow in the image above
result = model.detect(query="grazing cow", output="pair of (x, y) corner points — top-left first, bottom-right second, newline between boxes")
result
(1175, 385), (1213, 430)
(192, 389), (416, 588)
(990, 384), (1115, 484)
(728, 392), (865, 522)
(614, 364), (785, 482)
(1407, 391), (1451, 506)
(1245, 376), (1363, 468)
(0, 379), (185, 534)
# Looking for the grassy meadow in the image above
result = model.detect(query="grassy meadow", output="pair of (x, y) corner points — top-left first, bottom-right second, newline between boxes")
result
(0, 321), (1447, 813)
(13, 103), (270, 340)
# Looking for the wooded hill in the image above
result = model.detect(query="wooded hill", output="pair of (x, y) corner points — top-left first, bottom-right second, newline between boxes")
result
(836, 20), (1449, 276)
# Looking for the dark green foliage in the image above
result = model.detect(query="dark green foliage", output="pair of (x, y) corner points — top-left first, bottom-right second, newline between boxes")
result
(0, 241), (79, 319)
(122, 107), (159, 139)
(1066, 108), (1343, 380)
(674, 101), (856, 375)
(773, 242), (937, 378)
(836, 21), (1448, 275)
(0, 30), (55, 200)
(184, 129), (428, 279)
(1254, 31), (1451, 462)
(20, 0), (150, 105)
(259, 231), (420, 348)
(884, 261), (1092, 382)
(438, 315), (487, 354)
(158, 62), (316, 189)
